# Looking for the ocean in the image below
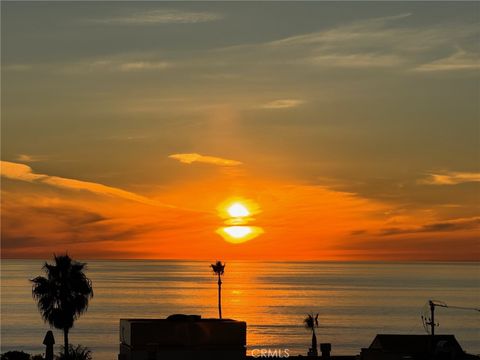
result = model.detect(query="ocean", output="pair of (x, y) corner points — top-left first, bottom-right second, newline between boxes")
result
(1, 260), (479, 358)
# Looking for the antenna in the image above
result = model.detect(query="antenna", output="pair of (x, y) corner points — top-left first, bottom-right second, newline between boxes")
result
(421, 300), (480, 336)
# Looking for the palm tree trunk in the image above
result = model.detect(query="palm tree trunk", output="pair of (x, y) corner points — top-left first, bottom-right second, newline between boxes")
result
(217, 274), (222, 319)
(311, 328), (318, 356)
(64, 328), (69, 359)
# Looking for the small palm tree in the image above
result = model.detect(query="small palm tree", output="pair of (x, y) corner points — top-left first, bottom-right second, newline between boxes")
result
(304, 313), (319, 356)
(31, 254), (93, 359)
(210, 261), (225, 319)
(59, 344), (92, 360)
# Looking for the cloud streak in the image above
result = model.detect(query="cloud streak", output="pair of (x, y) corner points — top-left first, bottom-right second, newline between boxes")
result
(169, 153), (242, 166)
(118, 61), (171, 71)
(306, 53), (403, 68)
(54, 12), (479, 77)
(89, 9), (223, 25)
(260, 99), (305, 109)
(414, 50), (480, 72)
(379, 217), (480, 236)
(2, 64), (32, 72)
(0, 161), (172, 207)
(61, 56), (172, 74)
(15, 154), (48, 163)
(268, 13), (413, 47)
(215, 13), (478, 72)
(420, 171), (480, 185)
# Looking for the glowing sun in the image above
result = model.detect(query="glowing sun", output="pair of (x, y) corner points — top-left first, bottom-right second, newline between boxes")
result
(216, 199), (263, 244)
(227, 202), (250, 217)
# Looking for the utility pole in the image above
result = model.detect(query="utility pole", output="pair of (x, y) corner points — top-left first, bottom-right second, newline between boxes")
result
(423, 300), (480, 337)
(429, 300), (435, 336)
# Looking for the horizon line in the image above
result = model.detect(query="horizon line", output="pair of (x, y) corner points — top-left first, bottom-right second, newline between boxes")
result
(2, 257), (478, 264)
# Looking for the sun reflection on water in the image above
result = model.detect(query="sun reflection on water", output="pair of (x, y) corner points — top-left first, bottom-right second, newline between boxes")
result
(216, 226), (264, 244)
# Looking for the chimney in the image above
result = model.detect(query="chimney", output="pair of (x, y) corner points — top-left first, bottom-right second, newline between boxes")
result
(320, 343), (331, 359)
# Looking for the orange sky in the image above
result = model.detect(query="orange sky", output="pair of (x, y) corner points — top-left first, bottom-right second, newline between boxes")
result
(2, 3), (479, 261)
(1, 160), (478, 261)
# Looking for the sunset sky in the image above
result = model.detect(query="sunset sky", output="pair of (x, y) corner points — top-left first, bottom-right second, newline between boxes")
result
(1, 2), (479, 260)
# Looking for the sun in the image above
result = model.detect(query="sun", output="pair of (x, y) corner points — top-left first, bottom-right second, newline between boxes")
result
(216, 198), (264, 244)
(217, 198), (260, 221)
(227, 202), (250, 217)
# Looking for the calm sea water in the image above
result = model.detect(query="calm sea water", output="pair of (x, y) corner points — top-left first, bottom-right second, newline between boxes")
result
(1, 260), (479, 358)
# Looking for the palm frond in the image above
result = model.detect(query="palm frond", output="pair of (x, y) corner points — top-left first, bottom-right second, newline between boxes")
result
(30, 254), (93, 331)
(304, 313), (319, 330)
(210, 260), (225, 275)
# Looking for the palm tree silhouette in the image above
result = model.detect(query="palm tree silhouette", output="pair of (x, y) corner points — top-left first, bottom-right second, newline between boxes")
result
(210, 261), (225, 319)
(31, 254), (93, 359)
(304, 313), (319, 356)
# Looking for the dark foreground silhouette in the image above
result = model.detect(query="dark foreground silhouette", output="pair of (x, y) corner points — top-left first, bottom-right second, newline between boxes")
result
(118, 314), (480, 360)
(31, 254), (93, 359)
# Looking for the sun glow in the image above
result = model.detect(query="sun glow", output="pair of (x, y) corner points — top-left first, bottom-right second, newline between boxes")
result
(216, 198), (263, 244)
(224, 226), (252, 238)
(227, 203), (250, 217)
(216, 226), (264, 244)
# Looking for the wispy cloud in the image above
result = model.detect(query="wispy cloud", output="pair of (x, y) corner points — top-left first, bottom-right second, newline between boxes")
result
(15, 154), (48, 163)
(1, 199), (154, 253)
(62, 56), (172, 74)
(414, 50), (480, 72)
(217, 13), (478, 71)
(2, 64), (33, 72)
(0, 161), (172, 207)
(258, 13), (415, 69)
(169, 153), (242, 166)
(56, 13), (479, 77)
(269, 13), (413, 47)
(118, 61), (171, 71)
(380, 217), (480, 236)
(420, 171), (480, 185)
(307, 54), (403, 68)
(89, 9), (223, 25)
(260, 99), (305, 109)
